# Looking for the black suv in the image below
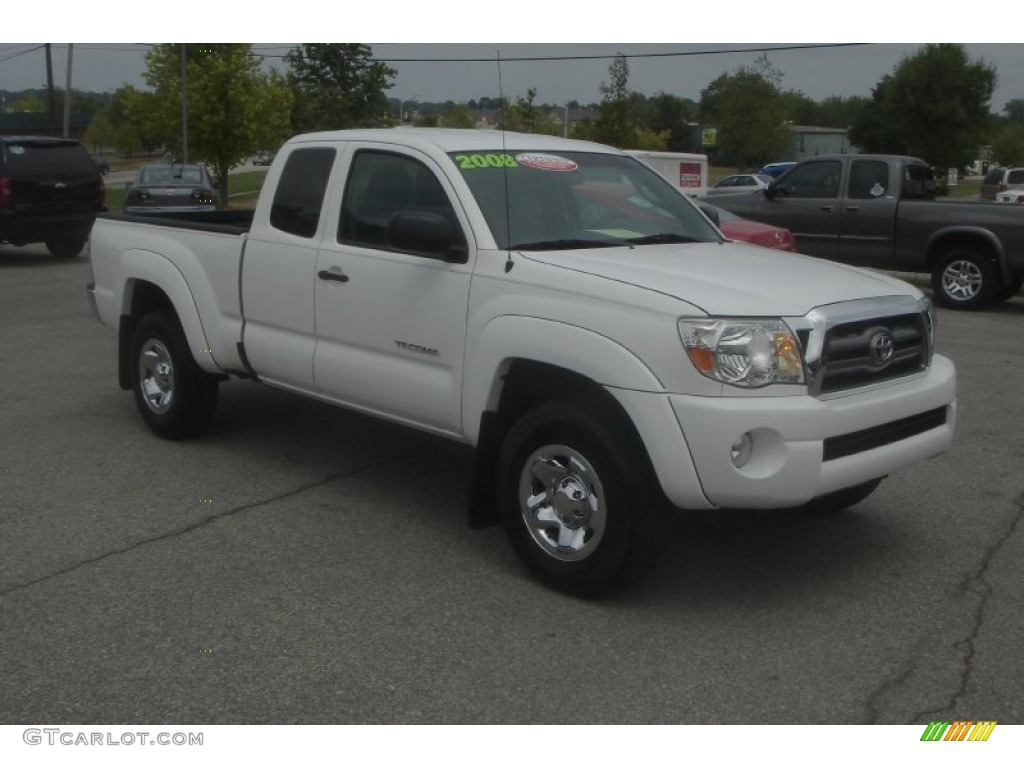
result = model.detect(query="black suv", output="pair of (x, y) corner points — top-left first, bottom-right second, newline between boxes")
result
(1, 136), (106, 257)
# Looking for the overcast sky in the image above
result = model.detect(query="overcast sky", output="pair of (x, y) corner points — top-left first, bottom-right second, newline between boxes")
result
(2, 6), (1019, 112)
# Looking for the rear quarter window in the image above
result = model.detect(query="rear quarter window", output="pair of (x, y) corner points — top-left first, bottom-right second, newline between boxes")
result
(269, 147), (337, 238)
(1007, 169), (1024, 185)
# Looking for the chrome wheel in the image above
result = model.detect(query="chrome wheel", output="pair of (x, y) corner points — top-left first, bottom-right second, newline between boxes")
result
(941, 259), (983, 302)
(518, 444), (606, 562)
(138, 339), (175, 415)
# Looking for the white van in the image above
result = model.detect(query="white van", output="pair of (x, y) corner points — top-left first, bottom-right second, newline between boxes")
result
(626, 150), (708, 197)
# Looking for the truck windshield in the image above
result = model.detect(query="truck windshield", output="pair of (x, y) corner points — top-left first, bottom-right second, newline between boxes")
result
(449, 150), (720, 250)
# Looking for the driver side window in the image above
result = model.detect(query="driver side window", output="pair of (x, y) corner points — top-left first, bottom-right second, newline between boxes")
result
(774, 160), (842, 199)
(339, 150), (464, 252)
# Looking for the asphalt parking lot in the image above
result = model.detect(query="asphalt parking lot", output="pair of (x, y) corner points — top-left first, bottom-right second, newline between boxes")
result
(1, 244), (1022, 725)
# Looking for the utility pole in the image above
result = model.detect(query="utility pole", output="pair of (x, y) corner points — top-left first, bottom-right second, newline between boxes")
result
(180, 44), (189, 164)
(63, 44), (74, 138)
(45, 44), (57, 134)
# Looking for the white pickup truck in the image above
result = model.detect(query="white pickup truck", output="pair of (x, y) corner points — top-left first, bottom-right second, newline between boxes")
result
(87, 128), (957, 594)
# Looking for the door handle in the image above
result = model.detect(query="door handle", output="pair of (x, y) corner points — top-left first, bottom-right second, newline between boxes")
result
(820, 205), (835, 212)
(318, 269), (350, 283)
(846, 206), (860, 212)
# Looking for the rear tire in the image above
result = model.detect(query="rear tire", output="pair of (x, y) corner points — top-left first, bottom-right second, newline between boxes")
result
(130, 311), (218, 439)
(931, 248), (996, 310)
(497, 397), (661, 596)
(45, 233), (87, 259)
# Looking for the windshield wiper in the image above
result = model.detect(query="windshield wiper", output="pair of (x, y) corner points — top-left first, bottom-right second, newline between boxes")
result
(625, 233), (701, 245)
(509, 238), (622, 251)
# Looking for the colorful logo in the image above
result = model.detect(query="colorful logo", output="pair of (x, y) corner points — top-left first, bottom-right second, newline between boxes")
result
(920, 721), (997, 742)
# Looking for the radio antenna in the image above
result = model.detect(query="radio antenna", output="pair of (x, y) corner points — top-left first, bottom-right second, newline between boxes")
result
(497, 49), (514, 273)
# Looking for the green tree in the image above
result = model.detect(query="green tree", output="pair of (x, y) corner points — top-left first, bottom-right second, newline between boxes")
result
(1004, 99), (1024, 122)
(990, 122), (1024, 166)
(700, 66), (790, 167)
(778, 91), (821, 126)
(593, 54), (633, 147)
(643, 92), (696, 151)
(816, 95), (870, 129)
(849, 44), (995, 168)
(84, 110), (116, 151)
(9, 92), (44, 112)
(144, 44), (292, 202)
(107, 86), (161, 156)
(285, 44), (395, 132)
(501, 88), (560, 135)
(440, 103), (476, 129)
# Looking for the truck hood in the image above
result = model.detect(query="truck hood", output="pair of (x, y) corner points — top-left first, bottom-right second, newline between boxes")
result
(520, 242), (918, 316)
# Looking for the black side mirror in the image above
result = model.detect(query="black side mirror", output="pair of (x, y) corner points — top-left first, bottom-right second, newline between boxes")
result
(696, 202), (720, 227)
(388, 211), (468, 263)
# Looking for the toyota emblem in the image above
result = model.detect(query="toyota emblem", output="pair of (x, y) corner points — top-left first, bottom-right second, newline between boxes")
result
(869, 331), (895, 366)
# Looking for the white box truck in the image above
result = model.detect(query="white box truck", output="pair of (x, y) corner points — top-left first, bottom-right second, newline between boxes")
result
(627, 150), (709, 197)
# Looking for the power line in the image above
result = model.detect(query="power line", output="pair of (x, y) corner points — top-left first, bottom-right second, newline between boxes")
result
(367, 43), (871, 64)
(248, 42), (871, 62)
(0, 44), (44, 63)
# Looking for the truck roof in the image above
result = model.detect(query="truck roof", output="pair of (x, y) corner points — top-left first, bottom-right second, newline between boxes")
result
(286, 127), (620, 155)
(801, 153), (930, 166)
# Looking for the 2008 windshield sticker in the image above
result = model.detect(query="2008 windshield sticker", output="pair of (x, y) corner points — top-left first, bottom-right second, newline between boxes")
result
(515, 153), (578, 171)
(455, 153), (519, 169)
(454, 152), (578, 172)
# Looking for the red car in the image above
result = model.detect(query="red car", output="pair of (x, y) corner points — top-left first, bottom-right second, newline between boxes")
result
(697, 201), (796, 251)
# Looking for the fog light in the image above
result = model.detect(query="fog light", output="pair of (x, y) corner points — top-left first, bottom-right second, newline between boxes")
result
(730, 433), (753, 468)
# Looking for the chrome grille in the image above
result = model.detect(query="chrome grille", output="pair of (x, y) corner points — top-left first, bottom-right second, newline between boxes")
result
(786, 296), (934, 397)
(819, 313), (928, 393)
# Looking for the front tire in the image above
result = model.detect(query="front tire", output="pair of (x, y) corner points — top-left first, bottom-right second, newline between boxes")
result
(931, 248), (996, 310)
(497, 398), (660, 595)
(130, 311), (218, 439)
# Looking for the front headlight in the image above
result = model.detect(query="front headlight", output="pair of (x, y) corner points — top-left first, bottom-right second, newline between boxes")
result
(678, 318), (804, 388)
(918, 295), (935, 359)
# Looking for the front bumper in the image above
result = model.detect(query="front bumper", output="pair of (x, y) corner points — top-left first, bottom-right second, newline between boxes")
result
(615, 354), (957, 510)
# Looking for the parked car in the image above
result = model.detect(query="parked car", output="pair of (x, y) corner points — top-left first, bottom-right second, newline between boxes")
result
(0, 135), (105, 257)
(251, 151), (274, 166)
(123, 164), (218, 214)
(994, 183), (1024, 204)
(759, 161), (797, 179)
(706, 173), (771, 196)
(711, 154), (1024, 309)
(697, 201), (795, 251)
(980, 166), (1024, 201)
(90, 153), (110, 174)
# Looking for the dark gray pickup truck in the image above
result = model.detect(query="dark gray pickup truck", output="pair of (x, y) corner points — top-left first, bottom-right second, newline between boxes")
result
(710, 154), (1024, 309)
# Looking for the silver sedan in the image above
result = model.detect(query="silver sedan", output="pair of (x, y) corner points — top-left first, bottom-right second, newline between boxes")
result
(706, 173), (772, 196)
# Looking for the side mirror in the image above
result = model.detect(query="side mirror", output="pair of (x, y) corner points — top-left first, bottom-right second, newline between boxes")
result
(387, 211), (468, 263)
(696, 202), (720, 227)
